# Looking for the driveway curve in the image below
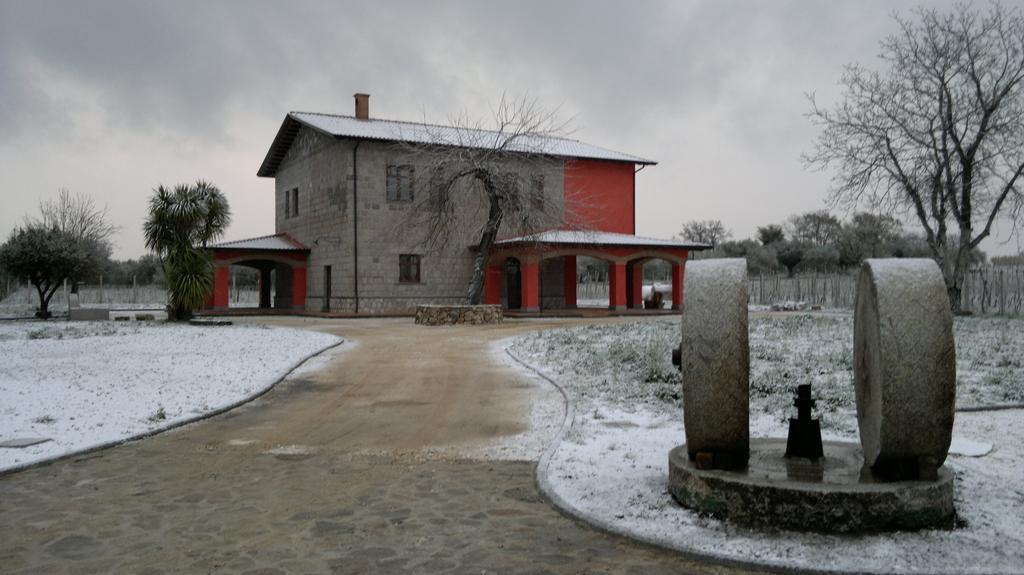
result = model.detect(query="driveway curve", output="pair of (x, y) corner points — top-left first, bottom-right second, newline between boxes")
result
(0, 317), (765, 574)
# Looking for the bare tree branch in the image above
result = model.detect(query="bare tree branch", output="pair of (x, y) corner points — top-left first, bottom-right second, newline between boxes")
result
(805, 2), (1024, 310)
(388, 95), (592, 304)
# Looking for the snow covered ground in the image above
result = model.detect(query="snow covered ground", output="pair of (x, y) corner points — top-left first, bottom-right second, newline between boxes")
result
(508, 313), (1024, 574)
(0, 321), (341, 473)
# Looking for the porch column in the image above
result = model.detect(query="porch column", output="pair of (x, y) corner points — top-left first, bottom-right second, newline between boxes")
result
(521, 258), (540, 313)
(671, 261), (685, 310)
(258, 267), (272, 308)
(291, 266), (307, 310)
(563, 255), (577, 309)
(608, 261), (627, 311)
(629, 262), (644, 309)
(212, 265), (229, 310)
(484, 263), (502, 305)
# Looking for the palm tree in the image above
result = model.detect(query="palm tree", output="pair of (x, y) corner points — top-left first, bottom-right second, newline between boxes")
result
(143, 181), (231, 320)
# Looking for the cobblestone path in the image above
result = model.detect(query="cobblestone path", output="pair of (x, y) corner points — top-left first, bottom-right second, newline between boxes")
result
(1, 318), (766, 574)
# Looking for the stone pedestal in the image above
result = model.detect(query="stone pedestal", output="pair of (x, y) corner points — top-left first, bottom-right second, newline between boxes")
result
(679, 259), (749, 469)
(668, 440), (955, 532)
(854, 259), (956, 476)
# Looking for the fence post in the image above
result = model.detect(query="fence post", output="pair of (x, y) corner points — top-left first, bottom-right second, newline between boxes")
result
(1000, 268), (1006, 315)
(132, 275), (137, 304)
(99, 274), (104, 304)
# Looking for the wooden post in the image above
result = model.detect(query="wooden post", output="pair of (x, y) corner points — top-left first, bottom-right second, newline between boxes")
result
(132, 274), (137, 304)
(1000, 268), (1006, 315)
(99, 274), (104, 304)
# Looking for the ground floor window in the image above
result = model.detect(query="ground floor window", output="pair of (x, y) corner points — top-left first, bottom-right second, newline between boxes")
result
(399, 254), (421, 283)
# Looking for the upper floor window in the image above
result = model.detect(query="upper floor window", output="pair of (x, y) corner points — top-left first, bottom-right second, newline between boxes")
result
(399, 254), (421, 283)
(285, 188), (299, 218)
(387, 165), (415, 202)
(531, 174), (545, 211)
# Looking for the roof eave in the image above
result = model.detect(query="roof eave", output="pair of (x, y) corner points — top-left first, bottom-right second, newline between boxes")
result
(259, 111), (658, 175)
(257, 113), (341, 178)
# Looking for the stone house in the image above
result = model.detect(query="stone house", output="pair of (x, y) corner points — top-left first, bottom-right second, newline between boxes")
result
(208, 94), (704, 314)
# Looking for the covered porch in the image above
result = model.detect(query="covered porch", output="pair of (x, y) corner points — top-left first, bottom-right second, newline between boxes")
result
(206, 234), (310, 311)
(482, 231), (707, 313)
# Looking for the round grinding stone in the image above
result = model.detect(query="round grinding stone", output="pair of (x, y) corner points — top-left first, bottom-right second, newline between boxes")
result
(854, 259), (956, 469)
(680, 258), (749, 464)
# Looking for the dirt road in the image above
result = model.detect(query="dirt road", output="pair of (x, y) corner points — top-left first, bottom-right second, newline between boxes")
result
(0, 316), (764, 574)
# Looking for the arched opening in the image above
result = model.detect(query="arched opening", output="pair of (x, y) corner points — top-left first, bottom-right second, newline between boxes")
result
(576, 256), (611, 308)
(626, 257), (675, 310)
(208, 255), (307, 311)
(227, 261), (275, 309)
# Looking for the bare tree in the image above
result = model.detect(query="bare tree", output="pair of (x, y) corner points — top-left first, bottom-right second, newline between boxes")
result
(756, 224), (786, 246)
(394, 95), (590, 305)
(31, 188), (118, 285)
(36, 189), (118, 248)
(787, 210), (842, 247)
(679, 219), (731, 247)
(806, 3), (1024, 311)
(0, 190), (117, 317)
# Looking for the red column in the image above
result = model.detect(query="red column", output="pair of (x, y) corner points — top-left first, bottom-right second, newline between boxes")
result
(521, 258), (540, 313)
(608, 262), (627, 311)
(629, 262), (644, 309)
(291, 267), (307, 309)
(563, 255), (577, 309)
(212, 265), (229, 310)
(484, 264), (502, 305)
(671, 260), (685, 310)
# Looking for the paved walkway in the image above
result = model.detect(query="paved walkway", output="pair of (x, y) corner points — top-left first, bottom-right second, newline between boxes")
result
(0, 317), (766, 574)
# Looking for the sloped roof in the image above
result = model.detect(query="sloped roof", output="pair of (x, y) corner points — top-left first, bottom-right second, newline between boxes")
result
(209, 233), (309, 251)
(495, 230), (710, 250)
(258, 112), (656, 177)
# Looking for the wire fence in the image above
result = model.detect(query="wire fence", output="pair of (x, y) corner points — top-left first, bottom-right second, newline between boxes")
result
(0, 279), (259, 312)
(577, 265), (1024, 315)
(3, 266), (1022, 315)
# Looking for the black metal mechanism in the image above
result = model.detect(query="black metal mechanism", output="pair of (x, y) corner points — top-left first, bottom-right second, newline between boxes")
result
(785, 384), (824, 460)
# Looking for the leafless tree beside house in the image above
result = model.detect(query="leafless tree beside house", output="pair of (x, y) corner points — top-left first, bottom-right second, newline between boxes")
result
(394, 95), (598, 305)
(806, 3), (1024, 311)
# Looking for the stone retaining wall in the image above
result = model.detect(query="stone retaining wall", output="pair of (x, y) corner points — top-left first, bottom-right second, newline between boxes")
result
(415, 304), (503, 326)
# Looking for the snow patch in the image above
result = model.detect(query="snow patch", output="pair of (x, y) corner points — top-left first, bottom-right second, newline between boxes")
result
(510, 315), (1024, 573)
(0, 321), (341, 472)
(949, 437), (994, 457)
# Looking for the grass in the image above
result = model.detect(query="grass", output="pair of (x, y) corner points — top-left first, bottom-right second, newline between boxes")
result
(509, 313), (1024, 434)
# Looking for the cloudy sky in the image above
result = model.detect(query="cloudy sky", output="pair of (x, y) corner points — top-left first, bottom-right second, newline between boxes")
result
(1, 0), (1018, 259)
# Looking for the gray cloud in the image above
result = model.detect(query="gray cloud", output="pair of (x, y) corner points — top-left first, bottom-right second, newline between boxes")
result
(5, 0), (1015, 259)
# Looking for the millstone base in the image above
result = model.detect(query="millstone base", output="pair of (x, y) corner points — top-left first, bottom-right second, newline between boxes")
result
(668, 439), (955, 533)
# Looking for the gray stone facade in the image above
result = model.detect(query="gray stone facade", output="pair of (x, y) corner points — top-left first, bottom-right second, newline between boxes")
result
(273, 126), (565, 313)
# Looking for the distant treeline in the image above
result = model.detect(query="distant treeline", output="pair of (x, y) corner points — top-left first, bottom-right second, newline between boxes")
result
(681, 211), (993, 275)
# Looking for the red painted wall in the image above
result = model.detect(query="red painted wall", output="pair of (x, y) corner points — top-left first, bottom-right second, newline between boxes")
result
(563, 159), (635, 234)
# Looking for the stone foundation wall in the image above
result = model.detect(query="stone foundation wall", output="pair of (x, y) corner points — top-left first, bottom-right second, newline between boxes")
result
(414, 304), (503, 326)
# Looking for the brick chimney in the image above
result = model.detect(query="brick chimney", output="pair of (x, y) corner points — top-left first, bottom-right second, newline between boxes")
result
(354, 93), (370, 120)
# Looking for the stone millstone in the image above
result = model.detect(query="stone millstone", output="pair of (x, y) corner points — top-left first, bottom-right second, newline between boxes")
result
(854, 259), (956, 472)
(680, 258), (749, 468)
